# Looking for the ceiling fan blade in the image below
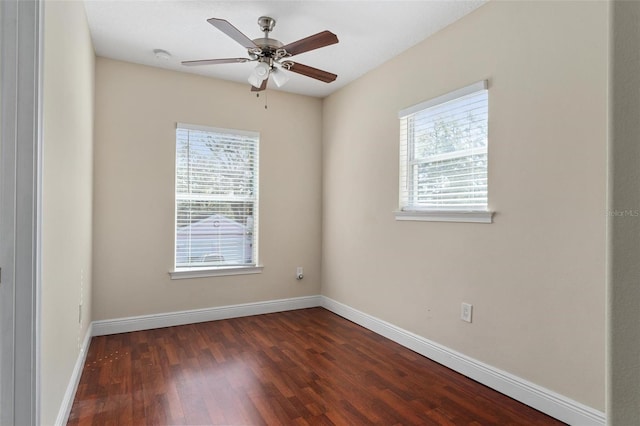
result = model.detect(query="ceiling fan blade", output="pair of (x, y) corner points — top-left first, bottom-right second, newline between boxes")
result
(207, 18), (258, 50)
(284, 62), (337, 83)
(182, 58), (250, 66)
(280, 31), (338, 57)
(250, 79), (268, 92)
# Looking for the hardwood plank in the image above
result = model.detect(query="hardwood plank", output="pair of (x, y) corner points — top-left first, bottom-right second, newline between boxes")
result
(68, 308), (566, 425)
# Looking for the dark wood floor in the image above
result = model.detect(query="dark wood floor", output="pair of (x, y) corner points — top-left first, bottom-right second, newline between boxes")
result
(68, 307), (565, 425)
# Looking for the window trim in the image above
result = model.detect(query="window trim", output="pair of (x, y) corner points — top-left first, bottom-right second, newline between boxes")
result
(177, 122), (259, 139)
(397, 80), (494, 223)
(169, 265), (264, 280)
(394, 210), (494, 223)
(173, 122), (260, 274)
(398, 80), (488, 118)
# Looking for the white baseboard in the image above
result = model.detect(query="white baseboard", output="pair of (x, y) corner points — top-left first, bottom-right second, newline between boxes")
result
(55, 323), (93, 426)
(92, 295), (322, 336)
(320, 296), (605, 426)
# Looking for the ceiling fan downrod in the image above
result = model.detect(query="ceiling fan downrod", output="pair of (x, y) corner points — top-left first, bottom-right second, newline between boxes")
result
(257, 16), (276, 37)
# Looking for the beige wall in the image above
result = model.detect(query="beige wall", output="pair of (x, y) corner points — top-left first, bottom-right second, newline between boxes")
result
(41, 0), (95, 423)
(92, 58), (323, 320)
(322, 0), (607, 410)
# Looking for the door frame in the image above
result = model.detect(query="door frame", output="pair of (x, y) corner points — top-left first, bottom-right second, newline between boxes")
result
(0, 1), (42, 425)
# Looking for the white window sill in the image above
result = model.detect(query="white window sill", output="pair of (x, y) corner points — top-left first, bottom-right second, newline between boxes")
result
(169, 265), (264, 280)
(394, 210), (494, 223)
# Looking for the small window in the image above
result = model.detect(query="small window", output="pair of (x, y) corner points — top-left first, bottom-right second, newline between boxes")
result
(397, 81), (492, 223)
(174, 123), (259, 272)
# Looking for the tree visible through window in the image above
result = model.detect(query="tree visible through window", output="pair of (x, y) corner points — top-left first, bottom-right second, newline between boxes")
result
(175, 124), (259, 269)
(399, 81), (488, 212)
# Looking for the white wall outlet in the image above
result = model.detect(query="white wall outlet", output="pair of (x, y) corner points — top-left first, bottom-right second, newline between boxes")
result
(461, 303), (473, 323)
(296, 266), (304, 280)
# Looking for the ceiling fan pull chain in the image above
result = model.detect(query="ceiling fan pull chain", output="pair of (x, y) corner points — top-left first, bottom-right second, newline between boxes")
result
(255, 91), (268, 109)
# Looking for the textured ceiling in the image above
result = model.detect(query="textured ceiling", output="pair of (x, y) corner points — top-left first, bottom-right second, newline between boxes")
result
(83, 1), (486, 98)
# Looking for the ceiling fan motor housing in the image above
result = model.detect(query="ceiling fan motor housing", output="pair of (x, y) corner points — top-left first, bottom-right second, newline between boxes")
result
(251, 37), (284, 52)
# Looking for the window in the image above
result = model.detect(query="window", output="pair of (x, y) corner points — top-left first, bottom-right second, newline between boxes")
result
(396, 80), (493, 223)
(172, 123), (260, 278)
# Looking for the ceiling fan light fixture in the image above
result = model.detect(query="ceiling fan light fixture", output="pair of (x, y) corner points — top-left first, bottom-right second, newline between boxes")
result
(254, 62), (270, 78)
(248, 61), (271, 88)
(271, 68), (290, 88)
(247, 73), (262, 88)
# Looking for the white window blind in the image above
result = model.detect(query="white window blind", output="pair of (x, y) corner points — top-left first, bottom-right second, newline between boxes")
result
(175, 123), (259, 270)
(399, 81), (488, 212)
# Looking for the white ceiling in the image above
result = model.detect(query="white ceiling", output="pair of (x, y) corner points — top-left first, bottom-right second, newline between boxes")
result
(83, 1), (486, 98)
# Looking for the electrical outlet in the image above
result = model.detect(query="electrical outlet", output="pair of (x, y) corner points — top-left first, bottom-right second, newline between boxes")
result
(461, 303), (473, 323)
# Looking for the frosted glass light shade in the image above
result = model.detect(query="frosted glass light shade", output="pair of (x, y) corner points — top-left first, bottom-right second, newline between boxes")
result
(248, 62), (271, 88)
(271, 68), (290, 87)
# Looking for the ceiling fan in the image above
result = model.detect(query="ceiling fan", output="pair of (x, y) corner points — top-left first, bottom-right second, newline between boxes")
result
(182, 16), (339, 92)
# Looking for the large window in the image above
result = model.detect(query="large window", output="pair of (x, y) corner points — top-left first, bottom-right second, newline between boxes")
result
(174, 123), (259, 274)
(397, 81), (492, 223)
